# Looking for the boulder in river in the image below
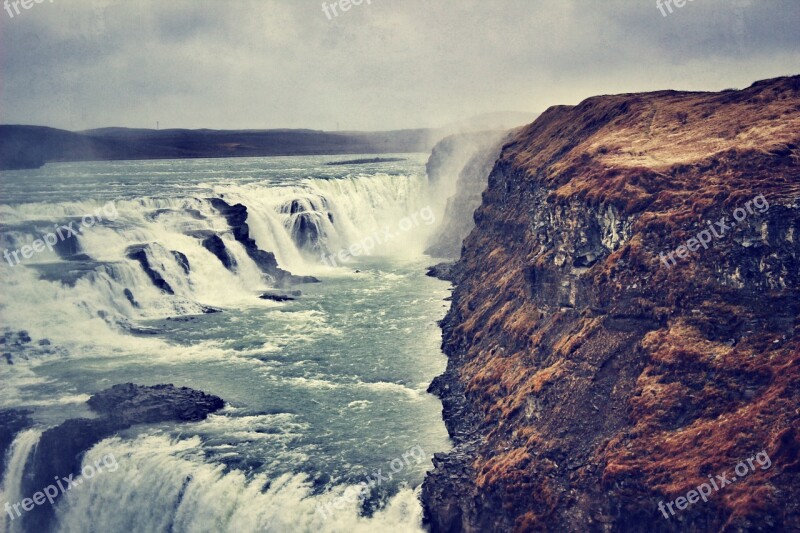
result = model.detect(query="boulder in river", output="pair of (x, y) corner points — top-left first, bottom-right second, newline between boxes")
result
(259, 289), (302, 302)
(22, 383), (225, 531)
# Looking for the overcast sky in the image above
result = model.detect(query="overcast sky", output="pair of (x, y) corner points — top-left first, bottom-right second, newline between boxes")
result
(0, 0), (797, 131)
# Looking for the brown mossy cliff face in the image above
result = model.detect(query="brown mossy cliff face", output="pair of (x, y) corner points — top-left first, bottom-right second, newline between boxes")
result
(422, 76), (800, 532)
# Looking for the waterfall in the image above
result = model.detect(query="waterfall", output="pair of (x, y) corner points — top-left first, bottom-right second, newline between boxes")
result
(0, 429), (43, 533)
(0, 171), (438, 353)
(53, 436), (424, 533)
(0, 162), (444, 533)
(213, 172), (435, 271)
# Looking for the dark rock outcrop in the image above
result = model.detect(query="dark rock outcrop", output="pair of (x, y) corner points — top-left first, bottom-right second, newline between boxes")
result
(0, 330), (60, 364)
(292, 214), (324, 254)
(30, 260), (100, 287)
(209, 198), (319, 286)
(52, 225), (84, 260)
(325, 157), (406, 165)
(426, 262), (457, 282)
(171, 250), (191, 274)
(184, 229), (236, 270)
(259, 289), (301, 302)
(123, 287), (139, 307)
(422, 76), (800, 532)
(280, 197), (333, 256)
(125, 244), (175, 294)
(1, 329), (32, 346)
(86, 383), (225, 424)
(200, 232), (236, 270)
(21, 384), (224, 531)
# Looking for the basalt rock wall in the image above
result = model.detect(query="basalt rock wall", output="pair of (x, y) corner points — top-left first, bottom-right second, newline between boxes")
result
(422, 76), (800, 532)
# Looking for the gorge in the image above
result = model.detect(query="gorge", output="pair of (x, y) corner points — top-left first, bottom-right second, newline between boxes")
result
(0, 76), (798, 533)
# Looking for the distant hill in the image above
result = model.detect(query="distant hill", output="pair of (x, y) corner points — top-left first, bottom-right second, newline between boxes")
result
(0, 125), (438, 170)
(0, 111), (544, 170)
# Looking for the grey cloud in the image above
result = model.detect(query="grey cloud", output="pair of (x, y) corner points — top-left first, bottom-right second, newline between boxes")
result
(0, 0), (797, 131)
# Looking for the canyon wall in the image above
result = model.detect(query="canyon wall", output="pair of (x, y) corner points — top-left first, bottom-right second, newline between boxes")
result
(423, 76), (800, 532)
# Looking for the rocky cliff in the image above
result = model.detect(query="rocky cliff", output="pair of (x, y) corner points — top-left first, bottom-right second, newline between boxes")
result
(422, 76), (800, 532)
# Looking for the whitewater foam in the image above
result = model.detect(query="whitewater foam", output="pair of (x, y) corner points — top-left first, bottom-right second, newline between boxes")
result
(54, 435), (426, 533)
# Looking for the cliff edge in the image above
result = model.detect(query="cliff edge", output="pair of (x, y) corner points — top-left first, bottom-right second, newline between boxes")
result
(422, 76), (800, 532)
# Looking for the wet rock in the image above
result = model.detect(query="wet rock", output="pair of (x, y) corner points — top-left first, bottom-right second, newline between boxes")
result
(87, 383), (225, 424)
(126, 244), (174, 294)
(123, 288), (139, 308)
(200, 233), (236, 270)
(22, 384), (225, 531)
(1, 330), (34, 346)
(290, 213), (324, 253)
(291, 274), (321, 284)
(52, 225), (83, 259)
(426, 262), (457, 282)
(126, 325), (162, 336)
(209, 198), (319, 287)
(172, 250), (191, 274)
(259, 289), (301, 302)
(325, 157), (406, 165)
(282, 199), (306, 215)
(30, 260), (99, 287)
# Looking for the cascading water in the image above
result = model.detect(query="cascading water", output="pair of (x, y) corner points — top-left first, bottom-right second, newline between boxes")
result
(0, 155), (451, 533)
(0, 166), (438, 341)
(1, 429), (43, 533)
(52, 436), (424, 533)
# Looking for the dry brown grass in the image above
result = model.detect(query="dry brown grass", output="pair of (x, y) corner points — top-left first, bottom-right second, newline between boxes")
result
(431, 76), (800, 531)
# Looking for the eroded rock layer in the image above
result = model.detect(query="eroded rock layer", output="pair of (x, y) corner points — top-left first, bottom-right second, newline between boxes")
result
(423, 76), (800, 532)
